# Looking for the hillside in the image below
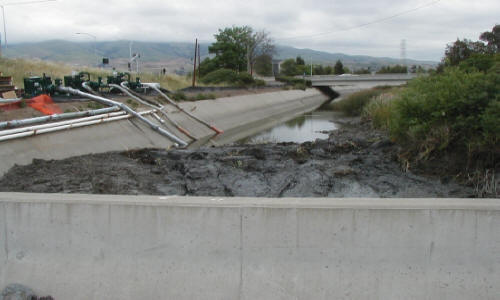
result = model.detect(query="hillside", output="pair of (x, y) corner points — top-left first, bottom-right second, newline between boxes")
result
(3, 40), (438, 74)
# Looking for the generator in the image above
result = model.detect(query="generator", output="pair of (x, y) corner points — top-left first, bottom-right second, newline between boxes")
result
(63, 72), (91, 90)
(23, 74), (56, 98)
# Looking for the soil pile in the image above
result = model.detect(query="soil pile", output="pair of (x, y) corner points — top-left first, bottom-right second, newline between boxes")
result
(0, 120), (474, 197)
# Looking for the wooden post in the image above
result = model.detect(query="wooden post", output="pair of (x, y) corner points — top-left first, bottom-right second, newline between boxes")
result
(197, 43), (201, 81)
(192, 38), (198, 87)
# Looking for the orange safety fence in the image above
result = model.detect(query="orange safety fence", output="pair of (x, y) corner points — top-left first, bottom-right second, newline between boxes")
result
(28, 94), (62, 115)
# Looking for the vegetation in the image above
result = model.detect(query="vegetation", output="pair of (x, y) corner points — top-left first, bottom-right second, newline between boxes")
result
(200, 68), (264, 87)
(334, 60), (344, 75)
(331, 88), (390, 116)
(206, 25), (275, 76)
(170, 91), (217, 101)
(376, 64), (408, 74)
(332, 25), (499, 191)
(275, 76), (312, 90)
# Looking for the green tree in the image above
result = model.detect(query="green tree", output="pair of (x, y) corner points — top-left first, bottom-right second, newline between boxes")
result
(479, 24), (500, 53)
(209, 26), (253, 72)
(334, 60), (344, 75)
(254, 54), (273, 76)
(296, 56), (305, 65)
(280, 58), (298, 76)
(324, 65), (333, 74)
(246, 30), (276, 75)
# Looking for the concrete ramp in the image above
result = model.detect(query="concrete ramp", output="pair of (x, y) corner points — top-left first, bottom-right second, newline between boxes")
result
(1, 193), (499, 299)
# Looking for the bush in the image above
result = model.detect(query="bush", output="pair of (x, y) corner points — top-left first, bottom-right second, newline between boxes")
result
(171, 91), (187, 101)
(201, 69), (238, 84)
(275, 76), (312, 88)
(201, 69), (262, 87)
(362, 94), (397, 129)
(389, 61), (499, 162)
(331, 89), (385, 116)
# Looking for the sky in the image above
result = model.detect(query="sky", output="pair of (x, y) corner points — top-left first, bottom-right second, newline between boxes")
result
(2, 0), (499, 61)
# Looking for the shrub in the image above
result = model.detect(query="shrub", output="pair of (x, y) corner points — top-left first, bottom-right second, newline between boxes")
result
(330, 89), (385, 116)
(275, 76), (312, 88)
(201, 69), (238, 84)
(362, 94), (396, 129)
(171, 91), (187, 101)
(389, 61), (499, 162)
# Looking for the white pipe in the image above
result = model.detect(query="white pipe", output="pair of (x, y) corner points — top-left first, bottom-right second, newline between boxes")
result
(113, 82), (197, 140)
(58, 86), (188, 147)
(141, 83), (224, 134)
(0, 110), (156, 142)
(82, 81), (100, 95)
(0, 106), (121, 129)
(0, 111), (127, 137)
(0, 97), (22, 104)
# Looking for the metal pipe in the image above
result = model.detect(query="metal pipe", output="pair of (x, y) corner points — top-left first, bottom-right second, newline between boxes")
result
(0, 96), (22, 104)
(0, 111), (127, 137)
(0, 106), (120, 129)
(0, 110), (156, 142)
(142, 83), (224, 134)
(57, 86), (188, 147)
(112, 82), (197, 141)
(81, 81), (100, 95)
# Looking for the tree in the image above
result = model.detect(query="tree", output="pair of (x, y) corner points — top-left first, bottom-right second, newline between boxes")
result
(246, 30), (276, 75)
(209, 26), (253, 72)
(479, 24), (500, 53)
(443, 39), (487, 67)
(334, 60), (344, 75)
(254, 54), (273, 76)
(296, 56), (305, 65)
(280, 58), (298, 76)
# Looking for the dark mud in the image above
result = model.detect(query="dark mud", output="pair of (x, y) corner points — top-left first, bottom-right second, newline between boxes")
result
(0, 119), (475, 197)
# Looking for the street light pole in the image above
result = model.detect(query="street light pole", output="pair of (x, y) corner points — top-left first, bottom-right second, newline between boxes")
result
(75, 32), (97, 64)
(0, 0), (57, 49)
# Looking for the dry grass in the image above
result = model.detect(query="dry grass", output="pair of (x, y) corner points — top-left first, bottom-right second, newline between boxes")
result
(0, 57), (191, 91)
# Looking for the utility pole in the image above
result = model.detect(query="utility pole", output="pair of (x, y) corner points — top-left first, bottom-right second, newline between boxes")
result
(310, 57), (313, 76)
(192, 38), (197, 87)
(197, 43), (201, 80)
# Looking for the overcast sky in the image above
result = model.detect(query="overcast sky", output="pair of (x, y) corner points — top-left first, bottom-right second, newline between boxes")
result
(3, 0), (499, 61)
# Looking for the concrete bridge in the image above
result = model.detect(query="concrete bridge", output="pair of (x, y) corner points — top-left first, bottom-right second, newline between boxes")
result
(310, 73), (417, 97)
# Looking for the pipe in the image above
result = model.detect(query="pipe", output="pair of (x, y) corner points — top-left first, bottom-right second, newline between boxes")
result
(141, 82), (224, 135)
(0, 106), (120, 129)
(0, 97), (22, 104)
(81, 81), (100, 96)
(57, 86), (188, 147)
(0, 110), (156, 142)
(0, 111), (127, 137)
(112, 82), (197, 141)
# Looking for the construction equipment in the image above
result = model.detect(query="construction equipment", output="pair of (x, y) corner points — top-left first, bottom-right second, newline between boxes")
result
(23, 74), (57, 98)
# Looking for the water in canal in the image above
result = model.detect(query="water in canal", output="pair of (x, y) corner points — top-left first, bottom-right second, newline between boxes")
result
(238, 106), (340, 144)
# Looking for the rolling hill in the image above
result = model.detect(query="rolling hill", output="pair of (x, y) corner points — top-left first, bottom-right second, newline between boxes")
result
(3, 40), (437, 74)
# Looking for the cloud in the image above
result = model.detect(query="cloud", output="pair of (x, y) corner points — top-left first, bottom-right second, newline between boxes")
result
(3, 0), (499, 61)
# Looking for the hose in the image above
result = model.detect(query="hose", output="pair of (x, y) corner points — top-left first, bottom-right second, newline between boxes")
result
(110, 83), (197, 141)
(58, 86), (188, 147)
(141, 83), (224, 134)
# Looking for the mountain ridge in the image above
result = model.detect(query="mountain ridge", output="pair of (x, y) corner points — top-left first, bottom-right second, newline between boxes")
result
(3, 40), (438, 73)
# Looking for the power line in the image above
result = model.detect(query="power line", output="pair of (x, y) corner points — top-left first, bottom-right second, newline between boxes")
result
(276, 0), (442, 41)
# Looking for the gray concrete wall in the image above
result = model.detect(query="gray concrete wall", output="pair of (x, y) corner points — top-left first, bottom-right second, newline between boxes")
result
(0, 89), (328, 176)
(1, 193), (499, 299)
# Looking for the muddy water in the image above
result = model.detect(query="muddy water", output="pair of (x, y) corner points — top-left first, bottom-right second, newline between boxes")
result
(237, 105), (342, 144)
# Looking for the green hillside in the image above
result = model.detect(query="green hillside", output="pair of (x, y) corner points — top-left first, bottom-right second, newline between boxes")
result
(3, 40), (437, 73)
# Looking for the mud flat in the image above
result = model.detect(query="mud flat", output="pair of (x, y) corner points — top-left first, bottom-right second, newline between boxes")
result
(0, 117), (474, 197)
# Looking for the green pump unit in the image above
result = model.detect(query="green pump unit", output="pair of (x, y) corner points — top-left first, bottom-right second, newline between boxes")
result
(23, 74), (56, 98)
(63, 72), (91, 90)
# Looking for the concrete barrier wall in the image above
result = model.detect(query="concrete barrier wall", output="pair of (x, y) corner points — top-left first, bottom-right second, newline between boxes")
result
(1, 193), (499, 299)
(0, 89), (329, 176)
